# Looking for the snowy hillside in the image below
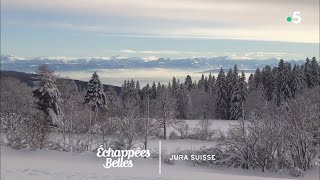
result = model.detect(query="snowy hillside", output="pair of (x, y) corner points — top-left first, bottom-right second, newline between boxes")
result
(3, 145), (318, 180)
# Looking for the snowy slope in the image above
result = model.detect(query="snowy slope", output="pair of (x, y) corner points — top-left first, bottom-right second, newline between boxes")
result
(2, 146), (318, 180)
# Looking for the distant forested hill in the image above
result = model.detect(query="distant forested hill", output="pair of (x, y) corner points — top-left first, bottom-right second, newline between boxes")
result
(0, 70), (121, 94)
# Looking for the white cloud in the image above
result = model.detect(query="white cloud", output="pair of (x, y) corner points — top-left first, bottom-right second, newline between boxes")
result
(120, 49), (137, 53)
(142, 56), (159, 61)
(224, 51), (307, 60)
(3, 0), (318, 24)
(14, 20), (319, 43)
(2, 0), (319, 43)
(118, 49), (216, 57)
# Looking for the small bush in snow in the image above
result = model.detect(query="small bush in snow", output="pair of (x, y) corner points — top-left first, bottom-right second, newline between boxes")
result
(172, 121), (189, 139)
(1, 110), (49, 150)
(153, 129), (164, 139)
(169, 131), (179, 139)
(110, 136), (127, 150)
(163, 155), (175, 165)
(26, 111), (49, 150)
(290, 166), (303, 177)
(1, 113), (28, 149)
(184, 120), (214, 140)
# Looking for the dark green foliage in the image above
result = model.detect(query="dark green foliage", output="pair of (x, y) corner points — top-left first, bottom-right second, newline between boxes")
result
(261, 65), (274, 101)
(185, 75), (193, 91)
(84, 72), (107, 111)
(32, 65), (62, 125)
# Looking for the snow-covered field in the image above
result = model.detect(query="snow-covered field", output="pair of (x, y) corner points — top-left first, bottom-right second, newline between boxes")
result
(149, 120), (239, 153)
(1, 120), (319, 180)
(3, 146), (319, 180)
(47, 120), (238, 154)
(168, 119), (239, 133)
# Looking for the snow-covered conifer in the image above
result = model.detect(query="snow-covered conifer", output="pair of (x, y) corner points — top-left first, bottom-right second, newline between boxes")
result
(84, 72), (107, 111)
(207, 73), (216, 94)
(215, 68), (228, 119)
(261, 65), (274, 101)
(274, 60), (292, 106)
(184, 75), (193, 91)
(32, 64), (63, 125)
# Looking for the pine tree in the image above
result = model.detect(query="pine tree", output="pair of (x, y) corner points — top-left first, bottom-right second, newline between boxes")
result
(248, 73), (255, 91)
(303, 57), (319, 88)
(254, 68), (262, 89)
(167, 82), (172, 93)
(176, 84), (191, 119)
(184, 75), (193, 91)
(230, 81), (240, 119)
(129, 79), (136, 91)
(150, 81), (157, 99)
(84, 72), (108, 150)
(84, 72), (107, 111)
(230, 71), (247, 120)
(204, 76), (209, 92)
(224, 67), (238, 119)
(228, 65), (245, 120)
(33, 64), (63, 125)
(261, 65), (274, 101)
(141, 83), (151, 101)
(208, 73), (216, 94)
(274, 60), (291, 106)
(171, 77), (179, 97)
(136, 81), (141, 91)
(233, 65), (239, 77)
(215, 68), (228, 119)
(284, 62), (293, 99)
(290, 64), (304, 98)
(119, 79), (140, 114)
(310, 57), (319, 86)
(197, 74), (205, 91)
(304, 57), (313, 88)
(157, 82), (162, 95)
(239, 72), (247, 110)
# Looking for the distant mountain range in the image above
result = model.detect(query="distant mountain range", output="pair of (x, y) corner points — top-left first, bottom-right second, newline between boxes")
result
(1, 55), (305, 72)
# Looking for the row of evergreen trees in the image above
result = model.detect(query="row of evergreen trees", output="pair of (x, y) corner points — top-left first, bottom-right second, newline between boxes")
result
(249, 57), (319, 106)
(32, 57), (319, 126)
(215, 67), (247, 120)
(118, 57), (319, 120)
(120, 77), (191, 120)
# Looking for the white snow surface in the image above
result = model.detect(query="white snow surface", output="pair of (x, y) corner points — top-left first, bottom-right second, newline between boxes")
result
(1, 120), (319, 180)
(2, 146), (319, 180)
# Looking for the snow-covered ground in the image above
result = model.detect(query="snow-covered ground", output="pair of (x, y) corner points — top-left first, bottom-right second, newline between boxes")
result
(1, 120), (319, 180)
(46, 119), (238, 154)
(3, 146), (319, 180)
(146, 139), (215, 154)
(148, 120), (239, 153)
(167, 119), (239, 134)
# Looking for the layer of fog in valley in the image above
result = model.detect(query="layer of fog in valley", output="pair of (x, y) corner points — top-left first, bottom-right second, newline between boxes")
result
(58, 68), (252, 86)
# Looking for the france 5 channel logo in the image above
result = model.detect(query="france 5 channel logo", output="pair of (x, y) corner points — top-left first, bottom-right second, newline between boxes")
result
(287, 11), (301, 24)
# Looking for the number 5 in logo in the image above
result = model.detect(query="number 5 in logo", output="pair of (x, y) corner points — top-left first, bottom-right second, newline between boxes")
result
(292, 11), (301, 24)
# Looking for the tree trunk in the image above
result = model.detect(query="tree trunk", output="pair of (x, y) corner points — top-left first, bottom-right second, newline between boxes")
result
(88, 110), (92, 151)
(163, 117), (166, 140)
(102, 121), (106, 149)
(89, 107), (98, 151)
(144, 131), (148, 150)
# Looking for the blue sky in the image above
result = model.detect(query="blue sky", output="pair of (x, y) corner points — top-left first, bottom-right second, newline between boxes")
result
(1, 0), (319, 60)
